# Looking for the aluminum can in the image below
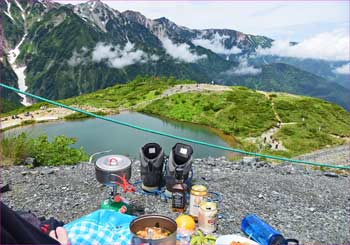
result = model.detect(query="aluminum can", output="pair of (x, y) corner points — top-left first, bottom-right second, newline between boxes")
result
(198, 201), (217, 233)
(189, 185), (208, 220)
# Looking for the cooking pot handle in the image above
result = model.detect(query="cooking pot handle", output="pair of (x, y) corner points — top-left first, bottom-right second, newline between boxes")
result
(88, 150), (112, 164)
(131, 236), (150, 245)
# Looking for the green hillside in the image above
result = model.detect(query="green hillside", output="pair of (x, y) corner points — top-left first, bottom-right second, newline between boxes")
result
(2, 76), (349, 157)
(59, 76), (350, 157)
(0, 57), (22, 107)
(1, 76), (193, 116)
(0, 98), (22, 113)
(62, 76), (195, 108)
(272, 94), (349, 155)
(141, 86), (277, 137)
(223, 63), (350, 110)
(139, 84), (349, 157)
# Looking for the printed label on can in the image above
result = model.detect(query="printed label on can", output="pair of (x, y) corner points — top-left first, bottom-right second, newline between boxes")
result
(189, 195), (205, 217)
(198, 202), (217, 233)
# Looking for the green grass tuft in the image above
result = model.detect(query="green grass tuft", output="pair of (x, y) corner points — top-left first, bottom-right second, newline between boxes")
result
(1, 133), (88, 166)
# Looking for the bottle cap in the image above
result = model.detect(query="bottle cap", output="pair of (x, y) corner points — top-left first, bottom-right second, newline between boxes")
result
(269, 235), (299, 245)
(269, 234), (285, 245)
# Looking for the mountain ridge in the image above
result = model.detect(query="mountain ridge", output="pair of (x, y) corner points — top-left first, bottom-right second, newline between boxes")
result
(1, 0), (349, 110)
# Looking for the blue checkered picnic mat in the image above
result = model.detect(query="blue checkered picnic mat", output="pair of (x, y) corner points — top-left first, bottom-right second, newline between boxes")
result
(64, 209), (135, 245)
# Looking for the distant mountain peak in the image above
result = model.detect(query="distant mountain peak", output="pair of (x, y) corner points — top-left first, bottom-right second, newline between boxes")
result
(36, 0), (60, 9)
(73, 0), (120, 32)
(122, 10), (148, 25)
(86, 0), (105, 9)
(154, 16), (170, 23)
(123, 10), (144, 16)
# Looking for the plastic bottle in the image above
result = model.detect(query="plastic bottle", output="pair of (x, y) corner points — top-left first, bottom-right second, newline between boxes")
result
(241, 214), (298, 245)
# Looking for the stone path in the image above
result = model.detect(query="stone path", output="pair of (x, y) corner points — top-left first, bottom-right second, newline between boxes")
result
(255, 92), (294, 151)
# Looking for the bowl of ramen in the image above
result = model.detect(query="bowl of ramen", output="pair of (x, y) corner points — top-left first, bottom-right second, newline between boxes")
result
(130, 215), (177, 245)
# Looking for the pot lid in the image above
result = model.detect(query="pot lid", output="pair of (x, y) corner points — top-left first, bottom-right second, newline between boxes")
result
(95, 155), (131, 171)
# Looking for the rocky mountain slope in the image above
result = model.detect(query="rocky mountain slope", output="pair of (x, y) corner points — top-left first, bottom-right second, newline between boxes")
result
(1, 0), (349, 110)
(0, 57), (22, 112)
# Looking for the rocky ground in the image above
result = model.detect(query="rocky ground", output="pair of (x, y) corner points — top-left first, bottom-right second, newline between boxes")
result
(1, 157), (349, 244)
(296, 144), (350, 166)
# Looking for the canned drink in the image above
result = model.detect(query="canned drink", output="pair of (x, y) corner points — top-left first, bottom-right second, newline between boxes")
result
(189, 185), (208, 220)
(198, 201), (217, 234)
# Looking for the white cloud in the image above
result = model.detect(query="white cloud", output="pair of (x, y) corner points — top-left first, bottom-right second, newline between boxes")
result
(92, 42), (151, 68)
(192, 32), (241, 55)
(68, 42), (159, 68)
(257, 29), (350, 61)
(224, 57), (261, 76)
(150, 54), (160, 61)
(333, 63), (350, 75)
(160, 37), (206, 63)
(68, 47), (88, 66)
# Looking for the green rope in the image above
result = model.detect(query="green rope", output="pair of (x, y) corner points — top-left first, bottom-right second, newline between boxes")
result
(1, 83), (349, 170)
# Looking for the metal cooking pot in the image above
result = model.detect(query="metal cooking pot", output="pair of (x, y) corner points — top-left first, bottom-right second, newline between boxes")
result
(130, 215), (177, 245)
(95, 154), (132, 186)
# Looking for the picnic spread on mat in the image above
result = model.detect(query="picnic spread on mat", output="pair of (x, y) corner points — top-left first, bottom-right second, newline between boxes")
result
(60, 142), (299, 245)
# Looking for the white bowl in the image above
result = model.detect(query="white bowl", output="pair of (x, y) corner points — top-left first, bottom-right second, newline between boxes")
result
(215, 234), (258, 245)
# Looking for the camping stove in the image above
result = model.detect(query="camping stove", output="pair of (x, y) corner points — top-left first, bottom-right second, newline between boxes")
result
(91, 151), (134, 214)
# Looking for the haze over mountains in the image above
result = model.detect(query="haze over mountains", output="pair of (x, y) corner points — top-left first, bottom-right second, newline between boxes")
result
(1, 0), (349, 110)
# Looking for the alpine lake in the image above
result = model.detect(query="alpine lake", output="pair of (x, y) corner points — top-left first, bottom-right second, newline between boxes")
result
(5, 111), (238, 158)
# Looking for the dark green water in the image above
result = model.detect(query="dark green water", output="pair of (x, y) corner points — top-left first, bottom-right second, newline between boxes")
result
(6, 112), (231, 158)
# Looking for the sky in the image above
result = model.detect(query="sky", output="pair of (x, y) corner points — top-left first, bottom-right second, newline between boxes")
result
(62, 0), (349, 41)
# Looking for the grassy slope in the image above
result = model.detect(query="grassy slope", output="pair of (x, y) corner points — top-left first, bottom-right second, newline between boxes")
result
(2, 77), (349, 157)
(62, 76), (194, 108)
(140, 86), (276, 137)
(272, 94), (349, 155)
(1, 76), (193, 117)
(141, 89), (350, 157)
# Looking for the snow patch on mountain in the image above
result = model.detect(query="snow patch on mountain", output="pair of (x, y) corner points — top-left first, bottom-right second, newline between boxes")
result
(7, 0), (32, 106)
(14, 0), (25, 20)
(4, 0), (15, 22)
(161, 37), (206, 63)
